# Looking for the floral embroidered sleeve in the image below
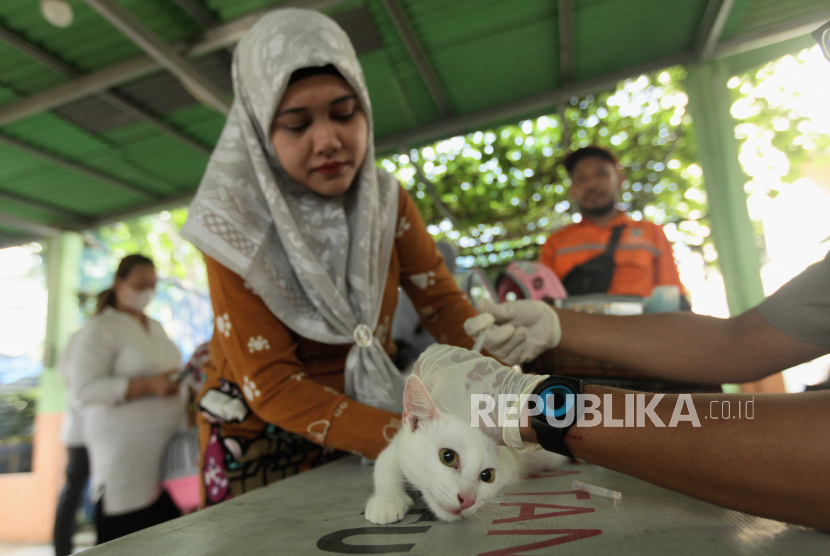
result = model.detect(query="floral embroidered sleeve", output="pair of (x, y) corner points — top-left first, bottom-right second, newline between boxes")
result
(204, 255), (401, 459)
(394, 187), (478, 349)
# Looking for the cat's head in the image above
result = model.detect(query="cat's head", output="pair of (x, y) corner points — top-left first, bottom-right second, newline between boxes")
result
(397, 375), (502, 522)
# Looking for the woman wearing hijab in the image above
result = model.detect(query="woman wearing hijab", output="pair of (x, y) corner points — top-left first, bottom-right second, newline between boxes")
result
(68, 254), (184, 542)
(181, 9), (486, 505)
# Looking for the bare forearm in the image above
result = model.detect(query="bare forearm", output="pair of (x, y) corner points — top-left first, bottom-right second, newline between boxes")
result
(555, 309), (825, 383)
(523, 386), (830, 530)
(125, 377), (150, 400)
(125, 373), (179, 400)
(557, 310), (730, 382)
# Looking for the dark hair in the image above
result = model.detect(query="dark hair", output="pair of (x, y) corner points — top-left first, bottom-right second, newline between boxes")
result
(563, 146), (618, 174)
(287, 64), (345, 85)
(95, 254), (155, 315)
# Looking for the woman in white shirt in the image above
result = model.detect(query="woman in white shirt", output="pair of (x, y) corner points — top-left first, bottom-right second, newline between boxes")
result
(69, 254), (185, 544)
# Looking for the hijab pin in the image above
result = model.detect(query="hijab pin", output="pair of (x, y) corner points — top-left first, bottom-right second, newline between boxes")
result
(353, 323), (374, 348)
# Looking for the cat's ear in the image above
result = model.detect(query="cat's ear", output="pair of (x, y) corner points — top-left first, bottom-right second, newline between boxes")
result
(403, 375), (440, 432)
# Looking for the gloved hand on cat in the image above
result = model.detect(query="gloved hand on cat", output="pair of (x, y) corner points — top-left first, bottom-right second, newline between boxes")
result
(412, 344), (547, 453)
(463, 298), (562, 365)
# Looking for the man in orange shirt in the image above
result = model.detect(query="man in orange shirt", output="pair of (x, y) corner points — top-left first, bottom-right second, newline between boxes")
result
(540, 146), (686, 302)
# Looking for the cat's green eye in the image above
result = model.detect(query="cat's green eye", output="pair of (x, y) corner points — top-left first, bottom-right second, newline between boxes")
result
(480, 468), (496, 483)
(439, 448), (458, 467)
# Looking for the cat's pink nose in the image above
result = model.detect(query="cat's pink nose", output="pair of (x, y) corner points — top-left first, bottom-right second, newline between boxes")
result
(457, 493), (476, 511)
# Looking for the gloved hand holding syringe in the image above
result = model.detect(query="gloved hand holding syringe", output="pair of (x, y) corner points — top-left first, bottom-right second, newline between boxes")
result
(466, 298), (562, 363)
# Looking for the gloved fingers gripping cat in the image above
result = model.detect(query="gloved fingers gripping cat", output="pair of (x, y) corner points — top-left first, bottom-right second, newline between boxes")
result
(464, 298), (562, 366)
(412, 344), (546, 452)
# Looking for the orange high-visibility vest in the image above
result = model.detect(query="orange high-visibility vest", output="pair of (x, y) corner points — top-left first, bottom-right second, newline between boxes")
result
(540, 213), (685, 298)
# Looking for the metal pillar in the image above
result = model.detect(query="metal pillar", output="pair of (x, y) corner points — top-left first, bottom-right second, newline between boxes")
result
(685, 61), (764, 316)
(40, 232), (84, 413)
(686, 61), (786, 394)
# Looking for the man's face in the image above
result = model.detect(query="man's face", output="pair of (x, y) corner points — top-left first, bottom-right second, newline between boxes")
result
(568, 156), (622, 217)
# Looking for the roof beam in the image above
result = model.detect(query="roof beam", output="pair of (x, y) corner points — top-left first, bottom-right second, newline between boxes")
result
(0, 190), (91, 225)
(376, 52), (694, 153)
(713, 8), (830, 59)
(0, 234), (39, 249)
(376, 6), (829, 153)
(0, 1), (820, 131)
(0, 0), (354, 127)
(0, 26), (210, 157)
(171, 0), (218, 28)
(0, 1), (394, 126)
(558, 0), (574, 83)
(0, 134), (160, 200)
(0, 55), (159, 126)
(87, 192), (196, 229)
(0, 211), (61, 237)
(82, 0), (231, 115)
(380, 0), (453, 118)
(696, 0), (736, 61)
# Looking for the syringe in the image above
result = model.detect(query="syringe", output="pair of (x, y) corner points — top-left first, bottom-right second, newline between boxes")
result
(572, 480), (622, 500)
(471, 326), (489, 352)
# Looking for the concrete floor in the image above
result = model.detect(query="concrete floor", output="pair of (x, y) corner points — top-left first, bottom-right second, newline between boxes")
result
(0, 531), (94, 556)
(0, 545), (53, 556)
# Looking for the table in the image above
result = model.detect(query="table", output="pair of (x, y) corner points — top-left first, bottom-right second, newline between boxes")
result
(84, 456), (828, 555)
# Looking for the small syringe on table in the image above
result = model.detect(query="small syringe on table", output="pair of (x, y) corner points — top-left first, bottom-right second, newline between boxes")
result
(572, 480), (622, 500)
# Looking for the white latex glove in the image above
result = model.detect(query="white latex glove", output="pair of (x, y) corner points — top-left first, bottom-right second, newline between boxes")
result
(464, 298), (562, 366)
(412, 344), (547, 452)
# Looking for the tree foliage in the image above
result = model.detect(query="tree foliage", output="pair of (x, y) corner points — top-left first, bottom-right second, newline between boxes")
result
(80, 208), (207, 312)
(729, 45), (830, 196)
(379, 66), (713, 269)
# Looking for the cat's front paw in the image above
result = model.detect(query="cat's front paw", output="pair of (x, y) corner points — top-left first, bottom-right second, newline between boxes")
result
(365, 493), (413, 524)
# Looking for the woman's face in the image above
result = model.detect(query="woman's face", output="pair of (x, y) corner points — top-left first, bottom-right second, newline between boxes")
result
(114, 264), (157, 310)
(271, 74), (368, 197)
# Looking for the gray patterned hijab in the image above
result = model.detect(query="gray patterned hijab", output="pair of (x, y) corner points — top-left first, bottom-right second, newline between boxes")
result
(181, 9), (404, 413)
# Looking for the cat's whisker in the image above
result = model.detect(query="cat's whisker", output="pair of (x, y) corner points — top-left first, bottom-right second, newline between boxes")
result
(357, 484), (375, 495)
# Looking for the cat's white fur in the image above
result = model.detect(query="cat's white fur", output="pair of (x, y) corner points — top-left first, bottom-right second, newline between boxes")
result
(365, 375), (567, 524)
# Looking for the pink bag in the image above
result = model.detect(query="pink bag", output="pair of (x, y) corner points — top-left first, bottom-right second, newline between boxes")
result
(497, 261), (568, 303)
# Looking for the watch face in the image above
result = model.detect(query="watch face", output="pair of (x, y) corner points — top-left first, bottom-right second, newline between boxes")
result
(538, 384), (577, 424)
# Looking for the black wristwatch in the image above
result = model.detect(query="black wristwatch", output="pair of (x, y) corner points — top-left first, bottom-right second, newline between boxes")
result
(529, 376), (585, 458)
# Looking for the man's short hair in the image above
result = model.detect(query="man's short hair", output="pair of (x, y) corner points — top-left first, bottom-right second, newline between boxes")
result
(563, 146), (618, 174)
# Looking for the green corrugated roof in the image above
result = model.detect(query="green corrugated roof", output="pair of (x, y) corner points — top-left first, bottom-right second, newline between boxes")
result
(721, 0), (828, 39)
(0, 0), (827, 246)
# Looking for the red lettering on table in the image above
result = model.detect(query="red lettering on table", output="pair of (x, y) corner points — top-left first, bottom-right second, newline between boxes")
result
(492, 503), (594, 524)
(478, 529), (602, 556)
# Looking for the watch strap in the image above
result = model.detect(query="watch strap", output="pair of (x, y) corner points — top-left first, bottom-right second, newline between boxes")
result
(532, 420), (574, 458)
(530, 376), (584, 458)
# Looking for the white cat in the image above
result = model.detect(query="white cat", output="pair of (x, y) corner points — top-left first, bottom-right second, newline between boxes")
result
(365, 374), (567, 524)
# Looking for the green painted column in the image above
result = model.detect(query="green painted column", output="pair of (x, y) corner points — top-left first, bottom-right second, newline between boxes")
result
(685, 61), (764, 316)
(39, 231), (84, 414)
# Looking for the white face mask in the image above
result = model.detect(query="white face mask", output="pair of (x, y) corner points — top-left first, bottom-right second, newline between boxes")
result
(119, 285), (154, 311)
